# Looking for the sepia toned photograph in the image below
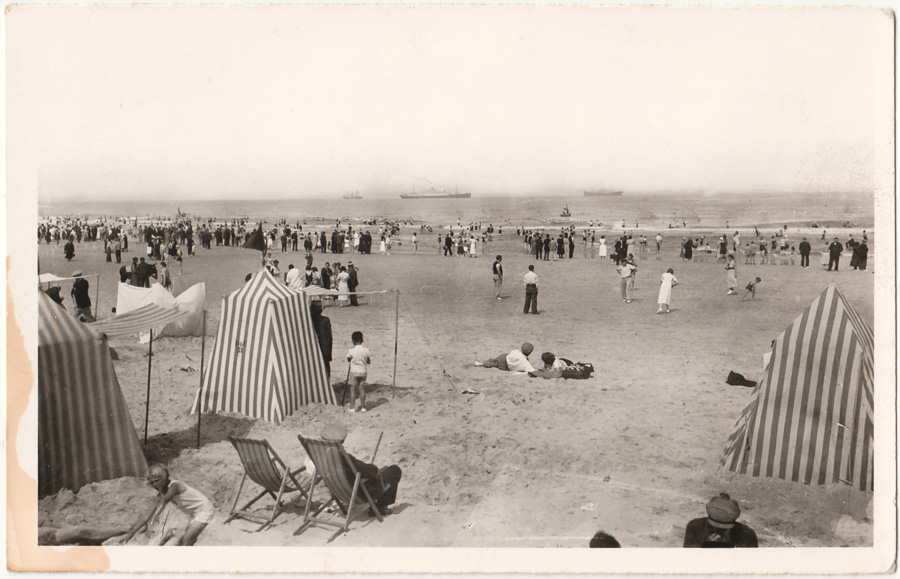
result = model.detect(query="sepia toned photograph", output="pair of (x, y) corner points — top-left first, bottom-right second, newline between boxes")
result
(5, 2), (895, 574)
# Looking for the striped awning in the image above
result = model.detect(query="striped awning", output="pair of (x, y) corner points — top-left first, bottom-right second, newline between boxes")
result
(38, 293), (148, 496)
(91, 303), (192, 339)
(720, 284), (874, 491)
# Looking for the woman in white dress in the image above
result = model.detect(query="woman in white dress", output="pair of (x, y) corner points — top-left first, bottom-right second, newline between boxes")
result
(379, 234), (387, 254)
(598, 236), (608, 258)
(657, 268), (678, 314)
(336, 266), (351, 306)
(469, 235), (477, 257)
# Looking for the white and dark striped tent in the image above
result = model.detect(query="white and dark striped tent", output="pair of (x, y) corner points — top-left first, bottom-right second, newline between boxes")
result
(192, 269), (336, 423)
(38, 292), (148, 497)
(720, 284), (874, 491)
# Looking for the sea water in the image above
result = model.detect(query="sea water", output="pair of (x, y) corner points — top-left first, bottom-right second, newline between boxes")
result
(38, 191), (874, 231)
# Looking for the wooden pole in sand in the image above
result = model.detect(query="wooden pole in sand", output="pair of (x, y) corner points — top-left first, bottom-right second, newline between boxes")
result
(196, 310), (207, 449)
(391, 289), (399, 398)
(143, 329), (153, 444)
(93, 274), (100, 321)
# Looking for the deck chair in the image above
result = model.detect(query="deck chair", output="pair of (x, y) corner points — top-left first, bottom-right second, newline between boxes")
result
(225, 436), (311, 532)
(294, 435), (383, 541)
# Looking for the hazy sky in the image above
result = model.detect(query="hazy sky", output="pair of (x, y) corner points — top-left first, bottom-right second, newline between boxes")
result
(7, 5), (894, 201)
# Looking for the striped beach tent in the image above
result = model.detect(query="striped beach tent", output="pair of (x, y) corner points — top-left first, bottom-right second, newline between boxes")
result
(38, 292), (148, 497)
(192, 269), (335, 423)
(720, 284), (874, 491)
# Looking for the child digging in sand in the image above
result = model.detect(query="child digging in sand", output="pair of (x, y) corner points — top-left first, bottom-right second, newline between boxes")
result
(113, 464), (215, 546)
(742, 277), (762, 301)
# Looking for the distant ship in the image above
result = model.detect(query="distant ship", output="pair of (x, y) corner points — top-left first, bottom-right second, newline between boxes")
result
(584, 190), (624, 197)
(400, 187), (471, 199)
(343, 191), (363, 199)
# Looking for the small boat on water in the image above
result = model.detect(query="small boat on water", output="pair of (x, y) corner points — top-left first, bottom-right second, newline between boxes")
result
(560, 204), (572, 218)
(400, 187), (471, 200)
(343, 191), (363, 199)
(584, 190), (624, 197)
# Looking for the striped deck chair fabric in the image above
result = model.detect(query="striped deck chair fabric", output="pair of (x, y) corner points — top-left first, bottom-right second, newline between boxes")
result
(294, 435), (383, 540)
(225, 437), (311, 531)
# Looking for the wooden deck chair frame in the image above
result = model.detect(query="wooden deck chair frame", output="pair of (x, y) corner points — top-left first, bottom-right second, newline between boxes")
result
(294, 435), (383, 541)
(225, 436), (310, 532)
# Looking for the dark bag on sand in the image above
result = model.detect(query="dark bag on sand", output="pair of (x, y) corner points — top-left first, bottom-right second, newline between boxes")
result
(561, 359), (594, 380)
(726, 371), (757, 388)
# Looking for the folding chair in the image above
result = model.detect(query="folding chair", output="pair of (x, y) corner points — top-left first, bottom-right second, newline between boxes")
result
(294, 435), (383, 541)
(225, 436), (311, 532)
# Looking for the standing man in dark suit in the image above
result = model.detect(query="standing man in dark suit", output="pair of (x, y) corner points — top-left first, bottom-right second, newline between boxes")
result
(828, 237), (843, 271)
(798, 237), (811, 268)
(309, 301), (333, 382)
(348, 262), (359, 306)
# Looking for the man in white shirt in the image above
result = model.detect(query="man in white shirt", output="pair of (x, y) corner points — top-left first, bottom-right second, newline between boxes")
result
(285, 264), (303, 289)
(475, 342), (535, 372)
(506, 342), (536, 373)
(523, 265), (539, 314)
(617, 256), (637, 303)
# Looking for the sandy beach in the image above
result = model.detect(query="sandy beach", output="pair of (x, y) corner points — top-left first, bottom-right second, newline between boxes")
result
(34, 222), (875, 549)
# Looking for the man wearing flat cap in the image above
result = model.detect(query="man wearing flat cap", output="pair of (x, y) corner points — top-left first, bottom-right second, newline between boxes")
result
(683, 492), (758, 548)
(475, 343), (536, 373)
(319, 424), (402, 516)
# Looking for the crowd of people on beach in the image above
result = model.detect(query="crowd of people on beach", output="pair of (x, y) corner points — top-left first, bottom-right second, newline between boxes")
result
(38, 211), (872, 548)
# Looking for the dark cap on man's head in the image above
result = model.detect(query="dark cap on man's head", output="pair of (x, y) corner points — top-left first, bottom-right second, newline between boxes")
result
(521, 342), (534, 356)
(706, 493), (740, 529)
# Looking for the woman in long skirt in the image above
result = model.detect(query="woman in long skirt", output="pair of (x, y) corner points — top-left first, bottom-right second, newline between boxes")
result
(657, 268), (678, 313)
(598, 236), (608, 259)
(725, 254), (737, 295)
(336, 266), (351, 306)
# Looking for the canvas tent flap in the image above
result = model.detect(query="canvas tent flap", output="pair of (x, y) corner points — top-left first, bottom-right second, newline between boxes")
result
(193, 268), (335, 423)
(115, 282), (206, 337)
(38, 293), (148, 497)
(91, 303), (192, 339)
(39, 273), (69, 284)
(720, 284), (874, 491)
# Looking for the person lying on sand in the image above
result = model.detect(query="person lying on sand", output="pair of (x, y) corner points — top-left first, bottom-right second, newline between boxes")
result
(111, 464), (215, 546)
(474, 342), (535, 373)
(528, 352), (568, 379)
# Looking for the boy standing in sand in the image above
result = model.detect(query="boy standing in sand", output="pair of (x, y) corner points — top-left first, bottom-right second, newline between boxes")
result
(346, 331), (371, 412)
